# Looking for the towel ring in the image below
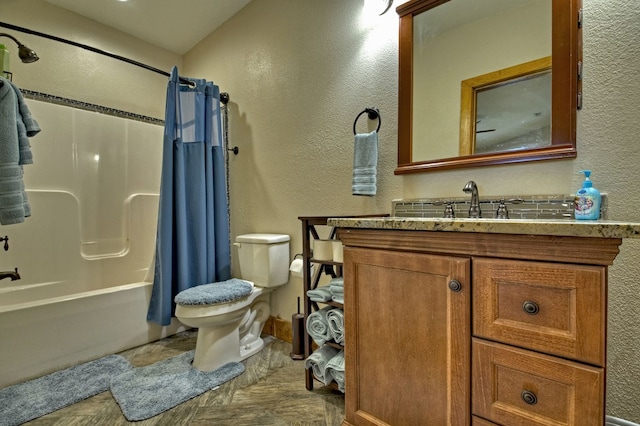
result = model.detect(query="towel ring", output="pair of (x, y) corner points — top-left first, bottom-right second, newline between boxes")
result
(353, 107), (381, 135)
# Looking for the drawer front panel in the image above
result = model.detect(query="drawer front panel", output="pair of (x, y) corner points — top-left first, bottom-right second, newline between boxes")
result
(472, 339), (604, 426)
(472, 416), (499, 425)
(473, 257), (605, 365)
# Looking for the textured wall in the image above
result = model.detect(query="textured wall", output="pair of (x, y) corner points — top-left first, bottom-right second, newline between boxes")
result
(183, 0), (403, 322)
(185, 0), (640, 420)
(583, 0), (640, 421)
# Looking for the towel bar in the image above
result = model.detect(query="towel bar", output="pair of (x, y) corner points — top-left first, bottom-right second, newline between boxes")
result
(353, 107), (381, 135)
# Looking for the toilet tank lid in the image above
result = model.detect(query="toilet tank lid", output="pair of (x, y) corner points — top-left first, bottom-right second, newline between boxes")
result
(236, 233), (290, 244)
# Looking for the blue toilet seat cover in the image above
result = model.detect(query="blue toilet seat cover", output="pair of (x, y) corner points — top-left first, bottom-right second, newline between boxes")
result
(174, 279), (253, 305)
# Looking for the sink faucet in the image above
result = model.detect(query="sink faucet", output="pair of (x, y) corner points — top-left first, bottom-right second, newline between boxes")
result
(0, 268), (20, 281)
(462, 181), (481, 218)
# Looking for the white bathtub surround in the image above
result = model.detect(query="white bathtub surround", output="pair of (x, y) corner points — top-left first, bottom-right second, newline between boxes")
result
(0, 99), (182, 388)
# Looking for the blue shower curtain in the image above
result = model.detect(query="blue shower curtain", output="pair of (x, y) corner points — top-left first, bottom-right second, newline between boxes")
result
(147, 67), (231, 326)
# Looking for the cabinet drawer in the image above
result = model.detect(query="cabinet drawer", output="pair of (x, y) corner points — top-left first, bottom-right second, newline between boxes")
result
(472, 339), (604, 426)
(473, 257), (605, 365)
(472, 416), (499, 425)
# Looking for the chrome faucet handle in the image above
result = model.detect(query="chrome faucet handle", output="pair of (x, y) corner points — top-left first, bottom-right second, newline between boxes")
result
(495, 198), (524, 219)
(496, 200), (509, 219)
(443, 202), (455, 218)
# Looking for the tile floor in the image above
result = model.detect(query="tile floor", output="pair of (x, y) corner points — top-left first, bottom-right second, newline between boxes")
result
(23, 331), (345, 425)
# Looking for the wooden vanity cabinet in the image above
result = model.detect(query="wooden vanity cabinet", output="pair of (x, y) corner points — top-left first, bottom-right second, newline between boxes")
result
(337, 228), (621, 426)
(342, 246), (471, 425)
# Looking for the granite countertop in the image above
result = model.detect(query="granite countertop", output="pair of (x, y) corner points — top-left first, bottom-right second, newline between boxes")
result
(327, 217), (640, 239)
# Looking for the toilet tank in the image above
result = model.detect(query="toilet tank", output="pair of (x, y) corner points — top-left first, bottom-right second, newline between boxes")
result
(235, 234), (290, 288)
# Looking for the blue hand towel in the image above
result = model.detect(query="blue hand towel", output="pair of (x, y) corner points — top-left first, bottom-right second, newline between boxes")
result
(0, 78), (20, 165)
(7, 78), (40, 165)
(306, 286), (333, 302)
(0, 77), (39, 225)
(306, 305), (333, 345)
(327, 308), (345, 344)
(352, 130), (378, 196)
(329, 277), (344, 287)
(324, 351), (345, 392)
(304, 345), (340, 386)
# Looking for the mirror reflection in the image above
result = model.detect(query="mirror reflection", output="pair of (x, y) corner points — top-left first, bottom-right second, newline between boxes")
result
(411, 0), (551, 163)
(460, 57), (551, 156)
(475, 71), (551, 154)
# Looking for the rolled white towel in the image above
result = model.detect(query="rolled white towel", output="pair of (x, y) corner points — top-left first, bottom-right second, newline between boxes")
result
(325, 350), (345, 392)
(306, 286), (332, 302)
(306, 306), (333, 345)
(327, 308), (344, 344)
(332, 294), (344, 304)
(305, 345), (340, 385)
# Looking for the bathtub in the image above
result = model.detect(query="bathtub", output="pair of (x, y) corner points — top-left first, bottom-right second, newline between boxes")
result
(0, 280), (185, 388)
(0, 99), (186, 388)
(0, 189), (186, 389)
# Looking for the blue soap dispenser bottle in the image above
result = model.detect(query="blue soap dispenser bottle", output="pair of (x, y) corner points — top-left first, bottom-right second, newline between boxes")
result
(574, 170), (601, 220)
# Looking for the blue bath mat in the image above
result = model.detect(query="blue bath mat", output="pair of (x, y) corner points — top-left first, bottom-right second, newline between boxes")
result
(110, 350), (245, 421)
(0, 354), (132, 426)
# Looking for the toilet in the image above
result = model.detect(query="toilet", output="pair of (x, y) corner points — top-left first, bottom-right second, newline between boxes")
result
(174, 233), (290, 371)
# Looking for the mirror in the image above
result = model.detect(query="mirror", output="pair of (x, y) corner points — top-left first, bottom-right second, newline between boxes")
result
(460, 56), (552, 156)
(396, 0), (581, 174)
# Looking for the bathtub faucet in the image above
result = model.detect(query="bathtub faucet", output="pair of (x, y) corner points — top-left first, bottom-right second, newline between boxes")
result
(0, 268), (20, 281)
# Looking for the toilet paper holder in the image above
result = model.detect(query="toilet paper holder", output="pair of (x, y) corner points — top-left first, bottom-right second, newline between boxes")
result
(289, 254), (308, 278)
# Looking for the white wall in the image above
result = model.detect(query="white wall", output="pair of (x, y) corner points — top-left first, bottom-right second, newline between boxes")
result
(2, 0), (639, 420)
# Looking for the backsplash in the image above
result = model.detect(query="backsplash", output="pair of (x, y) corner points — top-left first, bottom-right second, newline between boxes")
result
(392, 194), (608, 220)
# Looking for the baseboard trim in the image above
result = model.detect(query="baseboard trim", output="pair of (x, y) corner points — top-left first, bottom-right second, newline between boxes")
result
(264, 315), (293, 344)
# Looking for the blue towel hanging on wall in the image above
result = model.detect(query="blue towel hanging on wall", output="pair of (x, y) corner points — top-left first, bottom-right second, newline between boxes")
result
(147, 67), (230, 326)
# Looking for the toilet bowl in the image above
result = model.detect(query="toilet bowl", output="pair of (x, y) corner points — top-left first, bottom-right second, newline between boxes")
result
(174, 234), (290, 371)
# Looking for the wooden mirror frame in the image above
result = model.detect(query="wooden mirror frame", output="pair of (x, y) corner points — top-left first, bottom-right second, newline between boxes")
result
(395, 0), (582, 174)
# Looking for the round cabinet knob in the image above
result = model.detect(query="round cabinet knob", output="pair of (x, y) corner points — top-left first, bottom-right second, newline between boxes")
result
(521, 390), (538, 405)
(448, 280), (462, 292)
(522, 301), (540, 315)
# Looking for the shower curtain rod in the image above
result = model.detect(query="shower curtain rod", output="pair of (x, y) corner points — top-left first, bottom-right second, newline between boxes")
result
(0, 21), (229, 104)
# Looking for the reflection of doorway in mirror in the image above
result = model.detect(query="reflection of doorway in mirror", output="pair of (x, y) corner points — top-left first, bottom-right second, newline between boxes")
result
(459, 56), (551, 156)
(410, 0), (552, 163)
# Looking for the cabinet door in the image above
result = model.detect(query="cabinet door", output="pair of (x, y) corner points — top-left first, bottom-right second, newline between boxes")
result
(343, 247), (470, 426)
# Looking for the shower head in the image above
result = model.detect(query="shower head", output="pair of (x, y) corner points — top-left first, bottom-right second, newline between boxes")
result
(17, 44), (39, 63)
(0, 33), (39, 63)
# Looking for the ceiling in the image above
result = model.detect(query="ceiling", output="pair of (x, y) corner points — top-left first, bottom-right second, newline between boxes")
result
(43, 0), (252, 55)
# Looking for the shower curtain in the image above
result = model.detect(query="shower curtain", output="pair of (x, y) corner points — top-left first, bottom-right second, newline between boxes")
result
(147, 67), (231, 326)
